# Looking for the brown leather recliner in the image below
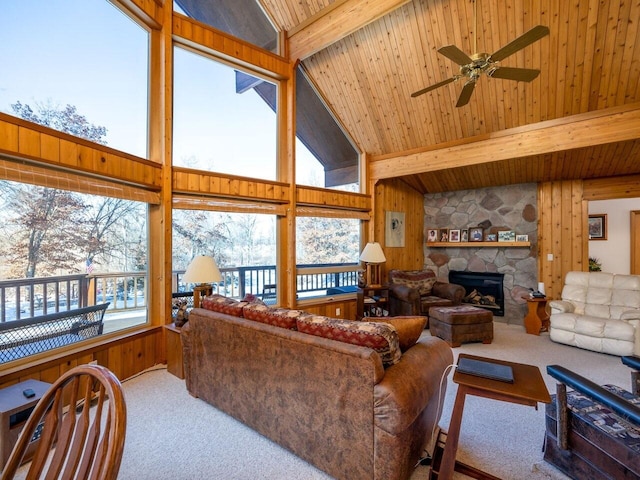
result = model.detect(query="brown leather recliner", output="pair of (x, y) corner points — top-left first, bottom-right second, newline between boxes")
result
(388, 269), (465, 317)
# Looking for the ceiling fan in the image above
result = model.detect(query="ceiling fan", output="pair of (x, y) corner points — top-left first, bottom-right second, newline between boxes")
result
(411, 1), (550, 107)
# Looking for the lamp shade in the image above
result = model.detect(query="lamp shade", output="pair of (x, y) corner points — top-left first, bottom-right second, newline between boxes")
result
(182, 255), (222, 284)
(359, 242), (386, 264)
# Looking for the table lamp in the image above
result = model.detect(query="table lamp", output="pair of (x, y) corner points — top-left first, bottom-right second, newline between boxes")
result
(182, 255), (222, 308)
(359, 242), (386, 288)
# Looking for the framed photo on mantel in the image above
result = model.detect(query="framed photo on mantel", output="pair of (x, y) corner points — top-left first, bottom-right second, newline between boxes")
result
(469, 227), (483, 242)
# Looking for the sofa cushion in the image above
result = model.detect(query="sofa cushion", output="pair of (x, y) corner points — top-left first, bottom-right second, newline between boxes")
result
(201, 294), (246, 316)
(550, 313), (636, 356)
(296, 315), (401, 367)
(370, 316), (427, 351)
(390, 270), (437, 296)
(242, 303), (307, 330)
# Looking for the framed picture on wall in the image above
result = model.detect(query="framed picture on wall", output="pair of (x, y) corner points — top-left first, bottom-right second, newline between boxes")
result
(588, 214), (607, 240)
(449, 229), (461, 242)
(427, 229), (438, 243)
(385, 211), (405, 247)
(461, 229), (469, 242)
(439, 229), (449, 242)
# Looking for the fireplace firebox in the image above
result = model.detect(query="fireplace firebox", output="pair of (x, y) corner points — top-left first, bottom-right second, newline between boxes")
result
(449, 271), (505, 316)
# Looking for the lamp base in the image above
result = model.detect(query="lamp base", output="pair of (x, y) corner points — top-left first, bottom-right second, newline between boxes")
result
(193, 284), (213, 308)
(365, 263), (382, 289)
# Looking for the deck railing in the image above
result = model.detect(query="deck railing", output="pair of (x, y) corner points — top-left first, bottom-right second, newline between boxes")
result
(1, 263), (360, 323)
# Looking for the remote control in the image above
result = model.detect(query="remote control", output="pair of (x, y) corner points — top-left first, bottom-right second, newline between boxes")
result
(23, 388), (36, 398)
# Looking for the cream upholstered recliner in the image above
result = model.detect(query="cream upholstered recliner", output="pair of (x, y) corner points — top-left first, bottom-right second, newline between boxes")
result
(549, 271), (640, 356)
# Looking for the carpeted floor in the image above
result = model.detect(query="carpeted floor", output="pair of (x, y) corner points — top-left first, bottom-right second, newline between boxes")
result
(115, 322), (631, 480)
(18, 322), (633, 479)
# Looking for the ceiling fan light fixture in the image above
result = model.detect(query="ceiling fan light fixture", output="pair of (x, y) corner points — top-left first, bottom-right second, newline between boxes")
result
(410, 2), (550, 107)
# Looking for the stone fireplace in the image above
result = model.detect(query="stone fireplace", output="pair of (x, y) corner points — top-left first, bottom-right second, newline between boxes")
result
(423, 183), (538, 324)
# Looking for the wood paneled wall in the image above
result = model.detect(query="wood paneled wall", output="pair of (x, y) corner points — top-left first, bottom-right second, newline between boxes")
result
(0, 114), (162, 191)
(373, 178), (425, 279)
(536, 176), (640, 300)
(0, 328), (163, 389)
(537, 180), (588, 300)
(301, 298), (357, 319)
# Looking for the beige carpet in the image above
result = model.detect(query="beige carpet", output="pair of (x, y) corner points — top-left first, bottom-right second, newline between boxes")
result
(18, 322), (633, 479)
(116, 323), (631, 480)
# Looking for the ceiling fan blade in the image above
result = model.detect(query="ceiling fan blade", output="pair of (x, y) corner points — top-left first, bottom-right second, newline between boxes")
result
(489, 66), (541, 82)
(411, 77), (457, 98)
(456, 80), (476, 107)
(490, 25), (550, 62)
(437, 45), (474, 66)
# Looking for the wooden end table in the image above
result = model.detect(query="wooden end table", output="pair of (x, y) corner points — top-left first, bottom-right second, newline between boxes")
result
(164, 323), (184, 379)
(524, 297), (550, 335)
(0, 379), (51, 469)
(430, 354), (551, 480)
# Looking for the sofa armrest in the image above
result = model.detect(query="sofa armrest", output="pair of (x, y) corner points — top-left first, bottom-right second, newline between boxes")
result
(549, 300), (575, 314)
(547, 365), (640, 424)
(433, 282), (465, 304)
(374, 336), (453, 435)
(388, 284), (421, 316)
(621, 310), (640, 321)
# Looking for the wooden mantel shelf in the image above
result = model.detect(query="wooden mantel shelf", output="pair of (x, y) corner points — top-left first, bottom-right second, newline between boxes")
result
(427, 241), (531, 248)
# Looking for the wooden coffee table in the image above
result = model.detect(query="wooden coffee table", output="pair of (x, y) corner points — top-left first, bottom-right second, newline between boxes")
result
(430, 354), (551, 480)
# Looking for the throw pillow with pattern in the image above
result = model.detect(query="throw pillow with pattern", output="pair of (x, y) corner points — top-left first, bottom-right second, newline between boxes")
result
(296, 315), (401, 367)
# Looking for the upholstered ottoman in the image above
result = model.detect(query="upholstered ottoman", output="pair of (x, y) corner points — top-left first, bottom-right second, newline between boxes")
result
(428, 305), (493, 347)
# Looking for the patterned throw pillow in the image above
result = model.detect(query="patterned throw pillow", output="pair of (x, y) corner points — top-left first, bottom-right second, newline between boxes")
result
(242, 293), (267, 306)
(201, 294), (246, 316)
(296, 315), (401, 367)
(370, 316), (427, 351)
(242, 303), (307, 330)
(390, 270), (437, 296)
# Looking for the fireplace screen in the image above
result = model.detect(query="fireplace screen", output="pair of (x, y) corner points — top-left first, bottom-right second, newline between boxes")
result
(448, 271), (505, 316)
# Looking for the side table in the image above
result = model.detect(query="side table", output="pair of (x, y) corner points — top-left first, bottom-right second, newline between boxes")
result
(165, 323), (184, 379)
(0, 379), (51, 469)
(430, 354), (551, 480)
(524, 297), (550, 335)
(356, 286), (390, 320)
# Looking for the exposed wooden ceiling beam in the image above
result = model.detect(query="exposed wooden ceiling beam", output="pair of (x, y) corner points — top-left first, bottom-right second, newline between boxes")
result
(287, 0), (411, 61)
(369, 103), (640, 180)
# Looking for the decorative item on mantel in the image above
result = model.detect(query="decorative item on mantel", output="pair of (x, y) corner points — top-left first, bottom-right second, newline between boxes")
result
(182, 255), (222, 308)
(359, 242), (386, 288)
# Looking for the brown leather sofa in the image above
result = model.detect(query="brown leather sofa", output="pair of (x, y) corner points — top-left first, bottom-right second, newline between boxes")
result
(182, 305), (453, 480)
(388, 269), (465, 317)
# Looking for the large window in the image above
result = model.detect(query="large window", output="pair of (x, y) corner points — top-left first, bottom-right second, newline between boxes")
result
(295, 67), (360, 191)
(296, 216), (360, 299)
(173, 210), (277, 300)
(173, 47), (278, 180)
(0, 0), (149, 157)
(0, 180), (149, 363)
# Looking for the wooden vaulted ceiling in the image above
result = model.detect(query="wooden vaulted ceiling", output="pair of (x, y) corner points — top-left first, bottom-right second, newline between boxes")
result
(256, 0), (640, 193)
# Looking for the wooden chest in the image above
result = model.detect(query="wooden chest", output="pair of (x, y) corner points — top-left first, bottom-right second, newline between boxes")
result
(543, 387), (640, 480)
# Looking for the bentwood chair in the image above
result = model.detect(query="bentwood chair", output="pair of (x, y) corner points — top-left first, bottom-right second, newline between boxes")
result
(1, 364), (127, 480)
